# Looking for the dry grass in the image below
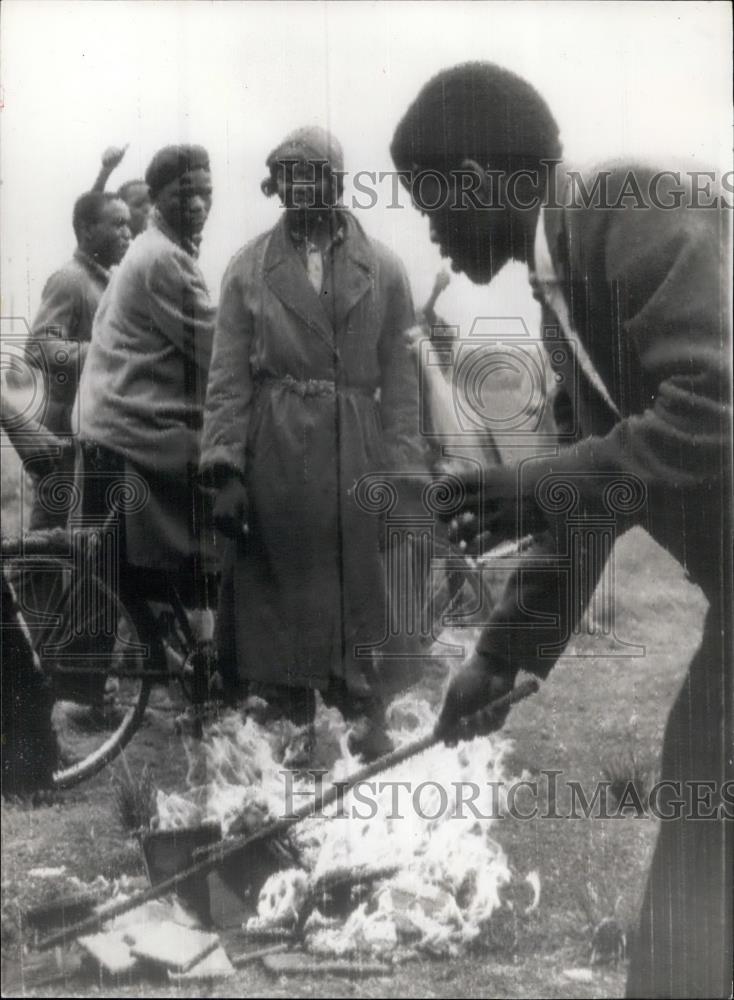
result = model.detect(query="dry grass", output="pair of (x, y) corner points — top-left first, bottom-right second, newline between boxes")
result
(111, 759), (158, 833)
(600, 749), (655, 816)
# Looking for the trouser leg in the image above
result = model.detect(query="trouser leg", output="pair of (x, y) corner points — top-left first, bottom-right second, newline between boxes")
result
(626, 604), (733, 998)
(28, 448), (77, 531)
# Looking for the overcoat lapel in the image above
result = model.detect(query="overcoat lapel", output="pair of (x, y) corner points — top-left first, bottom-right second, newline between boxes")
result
(328, 216), (373, 333)
(263, 214), (375, 353)
(264, 217), (335, 354)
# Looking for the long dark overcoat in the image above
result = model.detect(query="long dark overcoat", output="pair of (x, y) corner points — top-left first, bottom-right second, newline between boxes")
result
(201, 212), (425, 695)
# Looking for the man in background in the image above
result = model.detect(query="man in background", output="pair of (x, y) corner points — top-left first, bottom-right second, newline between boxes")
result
(24, 191), (131, 529)
(77, 144), (217, 608)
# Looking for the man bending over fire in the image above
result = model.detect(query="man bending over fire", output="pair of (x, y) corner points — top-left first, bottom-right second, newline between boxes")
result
(391, 63), (732, 999)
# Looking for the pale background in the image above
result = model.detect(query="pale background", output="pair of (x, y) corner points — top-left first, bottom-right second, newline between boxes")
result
(1, 0), (732, 340)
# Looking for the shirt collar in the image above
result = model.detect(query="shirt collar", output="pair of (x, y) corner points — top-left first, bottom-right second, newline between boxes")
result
(289, 210), (346, 252)
(74, 248), (111, 285)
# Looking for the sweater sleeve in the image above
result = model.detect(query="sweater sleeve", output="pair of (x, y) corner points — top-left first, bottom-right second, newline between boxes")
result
(146, 248), (216, 380)
(199, 252), (255, 481)
(377, 253), (431, 473)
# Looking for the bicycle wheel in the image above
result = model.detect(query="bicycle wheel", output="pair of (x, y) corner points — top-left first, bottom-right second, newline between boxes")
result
(32, 571), (162, 789)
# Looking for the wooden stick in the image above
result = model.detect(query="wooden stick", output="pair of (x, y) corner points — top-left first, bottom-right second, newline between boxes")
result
(38, 678), (539, 950)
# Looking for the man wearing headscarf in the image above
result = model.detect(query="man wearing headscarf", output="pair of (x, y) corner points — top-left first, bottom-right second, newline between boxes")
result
(77, 144), (218, 605)
(201, 127), (428, 761)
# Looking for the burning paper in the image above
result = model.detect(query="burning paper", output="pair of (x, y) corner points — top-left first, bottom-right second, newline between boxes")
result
(154, 692), (539, 959)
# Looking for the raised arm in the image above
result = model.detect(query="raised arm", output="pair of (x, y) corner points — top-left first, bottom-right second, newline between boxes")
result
(91, 145), (128, 193)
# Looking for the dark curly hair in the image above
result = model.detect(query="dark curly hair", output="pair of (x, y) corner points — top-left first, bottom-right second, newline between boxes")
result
(72, 191), (120, 241)
(391, 62), (562, 177)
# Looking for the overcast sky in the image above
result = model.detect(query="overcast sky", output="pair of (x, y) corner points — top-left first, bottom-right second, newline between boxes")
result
(1, 0), (731, 339)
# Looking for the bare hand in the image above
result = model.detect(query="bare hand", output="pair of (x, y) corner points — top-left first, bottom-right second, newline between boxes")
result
(403, 323), (428, 351)
(435, 653), (517, 745)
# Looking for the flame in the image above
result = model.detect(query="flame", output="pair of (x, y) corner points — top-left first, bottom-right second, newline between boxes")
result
(155, 690), (538, 958)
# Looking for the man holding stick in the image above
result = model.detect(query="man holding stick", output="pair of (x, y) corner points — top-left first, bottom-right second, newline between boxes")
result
(391, 62), (732, 998)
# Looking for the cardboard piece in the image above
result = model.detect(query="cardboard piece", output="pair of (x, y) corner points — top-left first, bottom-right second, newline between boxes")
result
(206, 869), (249, 929)
(78, 931), (139, 975)
(126, 921), (219, 972)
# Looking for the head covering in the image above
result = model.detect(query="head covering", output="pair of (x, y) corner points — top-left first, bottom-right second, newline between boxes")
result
(145, 144), (210, 200)
(263, 126), (344, 196)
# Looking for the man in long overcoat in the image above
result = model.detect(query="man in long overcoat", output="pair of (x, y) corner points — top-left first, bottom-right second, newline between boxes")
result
(391, 63), (732, 998)
(201, 127), (427, 759)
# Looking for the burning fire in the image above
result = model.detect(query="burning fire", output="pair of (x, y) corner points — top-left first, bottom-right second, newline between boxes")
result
(155, 692), (539, 959)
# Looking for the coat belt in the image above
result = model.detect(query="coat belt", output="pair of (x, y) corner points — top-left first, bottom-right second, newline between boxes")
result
(255, 372), (377, 400)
